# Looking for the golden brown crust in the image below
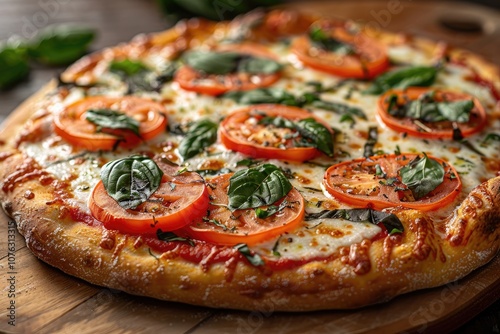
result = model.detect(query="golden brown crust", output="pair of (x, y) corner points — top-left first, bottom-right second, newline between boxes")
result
(0, 8), (499, 312)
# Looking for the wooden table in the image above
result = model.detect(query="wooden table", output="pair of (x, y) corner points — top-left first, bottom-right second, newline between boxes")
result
(1, 1), (499, 333)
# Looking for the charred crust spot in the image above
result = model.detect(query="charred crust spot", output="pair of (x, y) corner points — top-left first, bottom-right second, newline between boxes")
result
(82, 254), (97, 268)
(100, 229), (117, 250)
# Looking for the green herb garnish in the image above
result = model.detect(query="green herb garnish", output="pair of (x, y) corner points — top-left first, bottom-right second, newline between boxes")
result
(100, 156), (163, 209)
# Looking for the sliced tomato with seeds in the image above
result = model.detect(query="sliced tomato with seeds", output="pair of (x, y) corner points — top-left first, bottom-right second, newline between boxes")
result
(377, 87), (487, 139)
(291, 22), (389, 79)
(89, 162), (209, 236)
(182, 173), (305, 245)
(174, 43), (282, 96)
(323, 154), (461, 211)
(219, 104), (334, 162)
(54, 96), (167, 151)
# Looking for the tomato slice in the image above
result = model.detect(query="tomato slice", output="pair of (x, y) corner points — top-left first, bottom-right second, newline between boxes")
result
(377, 87), (487, 139)
(291, 22), (389, 79)
(174, 43), (282, 96)
(182, 173), (305, 245)
(54, 96), (167, 151)
(323, 154), (461, 211)
(220, 104), (333, 161)
(89, 162), (209, 236)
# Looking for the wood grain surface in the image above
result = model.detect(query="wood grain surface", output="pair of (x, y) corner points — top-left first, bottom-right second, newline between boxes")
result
(1, 1), (499, 333)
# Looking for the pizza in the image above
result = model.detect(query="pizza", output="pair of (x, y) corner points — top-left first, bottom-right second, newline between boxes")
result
(1, 8), (499, 312)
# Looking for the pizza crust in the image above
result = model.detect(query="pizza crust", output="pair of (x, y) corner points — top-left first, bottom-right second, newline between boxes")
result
(1, 9), (499, 311)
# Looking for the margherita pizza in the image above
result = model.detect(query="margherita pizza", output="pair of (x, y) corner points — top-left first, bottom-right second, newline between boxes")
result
(1, 9), (499, 311)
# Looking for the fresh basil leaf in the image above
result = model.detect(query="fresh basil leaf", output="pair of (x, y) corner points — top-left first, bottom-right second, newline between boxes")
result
(400, 154), (444, 199)
(255, 200), (288, 219)
(100, 156), (163, 209)
(0, 45), (29, 89)
(196, 167), (232, 177)
(236, 158), (263, 168)
(296, 118), (334, 157)
(258, 116), (334, 157)
(110, 59), (148, 76)
(363, 126), (378, 158)
(157, 229), (194, 246)
(224, 88), (298, 105)
(436, 100), (473, 123)
(311, 100), (366, 119)
(259, 115), (296, 129)
(365, 66), (437, 95)
(237, 56), (282, 74)
(86, 108), (140, 136)
(305, 208), (404, 234)
(228, 164), (292, 210)
(482, 133), (500, 146)
(178, 119), (218, 160)
(28, 25), (96, 66)
(183, 50), (281, 75)
(234, 243), (264, 266)
(184, 50), (240, 75)
(390, 92), (473, 124)
(309, 26), (355, 55)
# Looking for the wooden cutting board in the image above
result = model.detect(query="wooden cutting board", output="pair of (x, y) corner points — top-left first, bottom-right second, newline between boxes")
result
(1, 1), (499, 333)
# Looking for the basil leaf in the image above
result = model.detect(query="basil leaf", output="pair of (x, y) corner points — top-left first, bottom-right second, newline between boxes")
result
(228, 164), (292, 210)
(196, 168), (232, 177)
(110, 60), (176, 94)
(365, 66), (437, 95)
(255, 200), (288, 219)
(363, 126), (378, 158)
(436, 100), (473, 123)
(305, 208), (404, 234)
(85, 108), (140, 136)
(236, 158), (263, 168)
(482, 133), (500, 146)
(259, 115), (296, 129)
(311, 100), (366, 119)
(157, 229), (194, 246)
(237, 56), (282, 74)
(100, 156), (163, 209)
(178, 119), (218, 160)
(28, 25), (95, 65)
(184, 50), (240, 75)
(234, 243), (264, 266)
(258, 116), (334, 157)
(309, 27), (355, 55)
(295, 118), (334, 157)
(110, 59), (148, 76)
(390, 92), (474, 124)
(224, 88), (298, 106)
(0, 46), (29, 89)
(400, 154), (444, 199)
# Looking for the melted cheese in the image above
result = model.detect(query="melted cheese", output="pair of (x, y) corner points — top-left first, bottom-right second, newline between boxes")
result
(256, 218), (381, 260)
